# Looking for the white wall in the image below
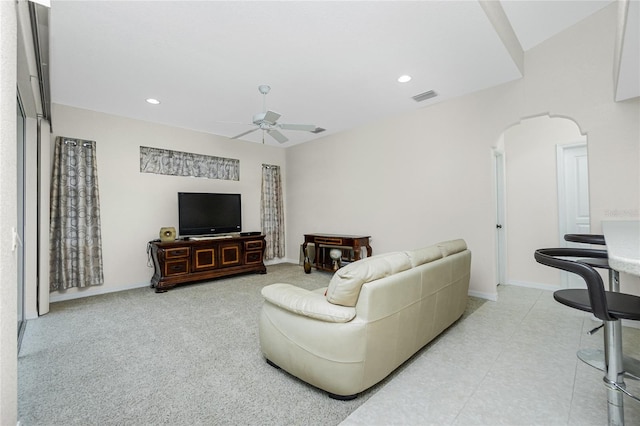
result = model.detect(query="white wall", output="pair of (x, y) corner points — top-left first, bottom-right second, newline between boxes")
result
(0, 2), (18, 424)
(285, 3), (640, 300)
(37, 3), (640, 303)
(503, 116), (584, 288)
(48, 104), (286, 301)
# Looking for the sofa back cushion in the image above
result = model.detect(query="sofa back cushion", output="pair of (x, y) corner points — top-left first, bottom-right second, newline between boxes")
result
(404, 245), (442, 268)
(437, 239), (468, 257)
(326, 252), (411, 307)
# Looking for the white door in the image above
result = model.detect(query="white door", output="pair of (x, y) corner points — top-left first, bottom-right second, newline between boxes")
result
(557, 142), (590, 288)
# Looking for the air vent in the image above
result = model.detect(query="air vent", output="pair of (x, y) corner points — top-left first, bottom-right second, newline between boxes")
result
(412, 90), (438, 102)
(311, 127), (326, 134)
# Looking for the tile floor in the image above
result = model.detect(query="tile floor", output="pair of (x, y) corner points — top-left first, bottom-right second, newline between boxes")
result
(341, 285), (640, 426)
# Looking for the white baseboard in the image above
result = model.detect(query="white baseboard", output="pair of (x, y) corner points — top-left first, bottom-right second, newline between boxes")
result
(507, 280), (562, 292)
(50, 257), (301, 304)
(264, 257), (297, 266)
(50, 260), (296, 304)
(49, 281), (150, 303)
(468, 289), (498, 301)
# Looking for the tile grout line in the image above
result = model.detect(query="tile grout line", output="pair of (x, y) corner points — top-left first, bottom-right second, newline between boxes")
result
(451, 288), (546, 424)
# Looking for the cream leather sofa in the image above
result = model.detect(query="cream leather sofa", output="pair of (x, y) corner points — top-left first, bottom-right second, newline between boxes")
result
(259, 239), (471, 398)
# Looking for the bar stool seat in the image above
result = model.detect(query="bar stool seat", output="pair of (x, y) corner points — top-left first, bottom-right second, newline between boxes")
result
(554, 289), (640, 319)
(535, 247), (640, 425)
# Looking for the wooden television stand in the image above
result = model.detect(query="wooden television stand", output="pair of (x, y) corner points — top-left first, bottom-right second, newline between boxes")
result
(148, 234), (266, 292)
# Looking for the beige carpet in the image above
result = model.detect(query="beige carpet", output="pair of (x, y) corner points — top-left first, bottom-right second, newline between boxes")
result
(18, 263), (483, 426)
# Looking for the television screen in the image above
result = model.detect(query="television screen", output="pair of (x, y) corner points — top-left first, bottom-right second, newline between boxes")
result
(178, 192), (242, 236)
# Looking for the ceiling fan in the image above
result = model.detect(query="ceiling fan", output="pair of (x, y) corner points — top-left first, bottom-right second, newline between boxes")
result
(231, 85), (319, 144)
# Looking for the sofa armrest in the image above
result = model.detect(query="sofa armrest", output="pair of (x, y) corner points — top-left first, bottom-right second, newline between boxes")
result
(262, 283), (356, 323)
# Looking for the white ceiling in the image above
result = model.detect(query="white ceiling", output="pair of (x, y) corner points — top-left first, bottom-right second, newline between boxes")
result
(49, 0), (628, 147)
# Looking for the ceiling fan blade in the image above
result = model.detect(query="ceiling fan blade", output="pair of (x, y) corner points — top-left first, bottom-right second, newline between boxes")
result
(231, 127), (259, 139)
(278, 123), (317, 132)
(263, 110), (281, 124)
(267, 129), (289, 143)
(211, 120), (250, 125)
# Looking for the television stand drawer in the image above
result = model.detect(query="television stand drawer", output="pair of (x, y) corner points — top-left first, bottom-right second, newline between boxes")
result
(164, 259), (189, 276)
(245, 240), (264, 251)
(165, 247), (190, 259)
(314, 237), (343, 245)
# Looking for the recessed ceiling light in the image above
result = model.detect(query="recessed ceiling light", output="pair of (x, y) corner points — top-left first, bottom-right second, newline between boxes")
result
(145, 98), (161, 105)
(397, 75), (412, 83)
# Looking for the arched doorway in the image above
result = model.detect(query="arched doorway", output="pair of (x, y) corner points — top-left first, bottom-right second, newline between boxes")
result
(495, 115), (588, 289)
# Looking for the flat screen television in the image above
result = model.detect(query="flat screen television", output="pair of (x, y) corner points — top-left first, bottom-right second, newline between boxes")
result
(178, 192), (242, 237)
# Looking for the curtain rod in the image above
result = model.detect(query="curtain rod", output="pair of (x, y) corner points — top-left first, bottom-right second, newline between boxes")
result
(63, 139), (93, 147)
(262, 164), (279, 169)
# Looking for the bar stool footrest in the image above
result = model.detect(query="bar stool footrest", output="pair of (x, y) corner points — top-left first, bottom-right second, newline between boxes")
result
(577, 348), (640, 380)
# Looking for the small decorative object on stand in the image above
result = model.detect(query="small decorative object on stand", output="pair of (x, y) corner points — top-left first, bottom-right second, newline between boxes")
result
(303, 247), (312, 274)
(159, 227), (176, 242)
(329, 248), (342, 271)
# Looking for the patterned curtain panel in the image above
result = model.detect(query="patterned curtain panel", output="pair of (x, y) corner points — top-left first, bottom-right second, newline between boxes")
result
(261, 164), (285, 259)
(140, 146), (239, 181)
(50, 137), (104, 291)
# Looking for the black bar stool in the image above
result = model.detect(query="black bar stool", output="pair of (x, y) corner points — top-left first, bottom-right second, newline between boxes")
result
(564, 234), (619, 292)
(563, 234), (633, 377)
(535, 248), (640, 425)
(564, 233), (606, 246)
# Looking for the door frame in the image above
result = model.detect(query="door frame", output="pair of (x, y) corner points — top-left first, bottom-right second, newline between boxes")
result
(17, 93), (26, 349)
(493, 148), (507, 286)
(556, 141), (590, 288)
(557, 141), (589, 241)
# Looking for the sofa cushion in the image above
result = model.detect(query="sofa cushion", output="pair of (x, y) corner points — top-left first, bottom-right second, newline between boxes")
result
(437, 239), (467, 257)
(405, 245), (443, 268)
(326, 252), (412, 307)
(262, 283), (356, 323)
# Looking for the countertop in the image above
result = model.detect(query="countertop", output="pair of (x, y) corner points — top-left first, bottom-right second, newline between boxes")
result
(602, 220), (640, 276)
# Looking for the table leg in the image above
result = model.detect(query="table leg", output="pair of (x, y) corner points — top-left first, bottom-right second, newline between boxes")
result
(312, 241), (319, 269)
(353, 241), (361, 261)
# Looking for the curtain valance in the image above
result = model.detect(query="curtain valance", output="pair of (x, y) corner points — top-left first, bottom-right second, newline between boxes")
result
(140, 146), (240, 181)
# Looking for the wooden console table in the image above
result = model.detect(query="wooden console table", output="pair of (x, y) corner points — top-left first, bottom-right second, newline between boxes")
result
(303, 234), (372, 272)
(149, 234), (266, 292)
